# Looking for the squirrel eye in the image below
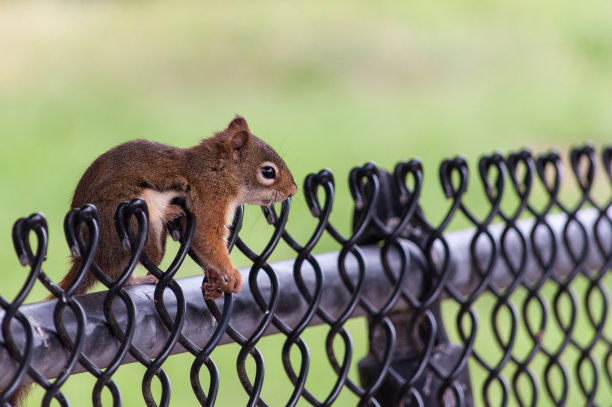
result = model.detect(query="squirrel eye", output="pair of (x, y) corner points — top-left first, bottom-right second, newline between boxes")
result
(261, 166), (276, 180)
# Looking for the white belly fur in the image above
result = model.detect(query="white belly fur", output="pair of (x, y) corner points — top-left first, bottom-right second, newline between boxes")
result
(140, 189), (181, 238)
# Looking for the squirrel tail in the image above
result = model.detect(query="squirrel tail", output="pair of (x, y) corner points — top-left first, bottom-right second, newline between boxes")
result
(8, 260), (97, 406)
(54, 259), (99, 297)
(7, 383), (32, 407)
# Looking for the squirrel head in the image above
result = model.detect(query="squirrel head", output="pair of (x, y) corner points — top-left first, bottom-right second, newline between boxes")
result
(216, 115), (297, 206)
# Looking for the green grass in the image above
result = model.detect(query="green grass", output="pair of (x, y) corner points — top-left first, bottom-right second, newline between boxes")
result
(1, 0), (612, 405)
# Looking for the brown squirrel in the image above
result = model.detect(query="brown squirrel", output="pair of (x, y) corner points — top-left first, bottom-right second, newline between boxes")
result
(62, 115), (297, 300)
(8, 116), (296, 406)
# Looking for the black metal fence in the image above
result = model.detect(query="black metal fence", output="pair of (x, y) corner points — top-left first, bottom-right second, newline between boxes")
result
(1, 145), (612, 406)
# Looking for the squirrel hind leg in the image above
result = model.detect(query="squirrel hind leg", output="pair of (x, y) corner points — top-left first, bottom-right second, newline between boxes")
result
(125, 274), (158, 286)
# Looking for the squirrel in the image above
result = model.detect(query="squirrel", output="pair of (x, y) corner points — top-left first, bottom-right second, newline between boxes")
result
(62, 115), (297, 300)
(7, 115), (297, 407)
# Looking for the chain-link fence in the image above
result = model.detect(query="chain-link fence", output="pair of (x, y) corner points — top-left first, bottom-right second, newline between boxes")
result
(1, 145), (611, 406)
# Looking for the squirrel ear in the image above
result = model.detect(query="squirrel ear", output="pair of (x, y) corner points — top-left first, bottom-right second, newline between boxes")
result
(227, 115), (250, 133)
(222, 116), (252, 160)
(230, 130), (251, 151)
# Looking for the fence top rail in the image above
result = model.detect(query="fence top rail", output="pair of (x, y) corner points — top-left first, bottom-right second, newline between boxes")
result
(0, 206), (606, 388)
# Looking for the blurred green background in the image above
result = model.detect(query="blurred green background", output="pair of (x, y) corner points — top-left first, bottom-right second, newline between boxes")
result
(1, 0), (611, 405)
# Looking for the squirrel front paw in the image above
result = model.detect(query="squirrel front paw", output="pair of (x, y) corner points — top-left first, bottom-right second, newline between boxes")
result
(202, 267), (242, 300)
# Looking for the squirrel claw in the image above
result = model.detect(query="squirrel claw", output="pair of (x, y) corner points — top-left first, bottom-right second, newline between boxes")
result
(202, 283), (223, 300)
(202, 269), (226, 300)
(202, 268), (241, 299)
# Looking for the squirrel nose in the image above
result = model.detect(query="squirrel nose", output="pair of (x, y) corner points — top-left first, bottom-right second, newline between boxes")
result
(289, 183), (298, 197)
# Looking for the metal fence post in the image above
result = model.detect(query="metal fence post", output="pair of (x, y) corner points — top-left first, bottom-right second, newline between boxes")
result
(358, 303), (473, 406)
(353, 166), (473, 406)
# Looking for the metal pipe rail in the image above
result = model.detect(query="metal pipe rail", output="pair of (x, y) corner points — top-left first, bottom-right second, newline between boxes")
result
(0, 208), (606, 388)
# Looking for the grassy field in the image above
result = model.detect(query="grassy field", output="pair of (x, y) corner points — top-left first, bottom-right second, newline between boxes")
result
(1, 0), (612, 405)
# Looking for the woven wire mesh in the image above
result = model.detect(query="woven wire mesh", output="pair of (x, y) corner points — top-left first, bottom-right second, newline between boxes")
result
(0, 145), (611, 406)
